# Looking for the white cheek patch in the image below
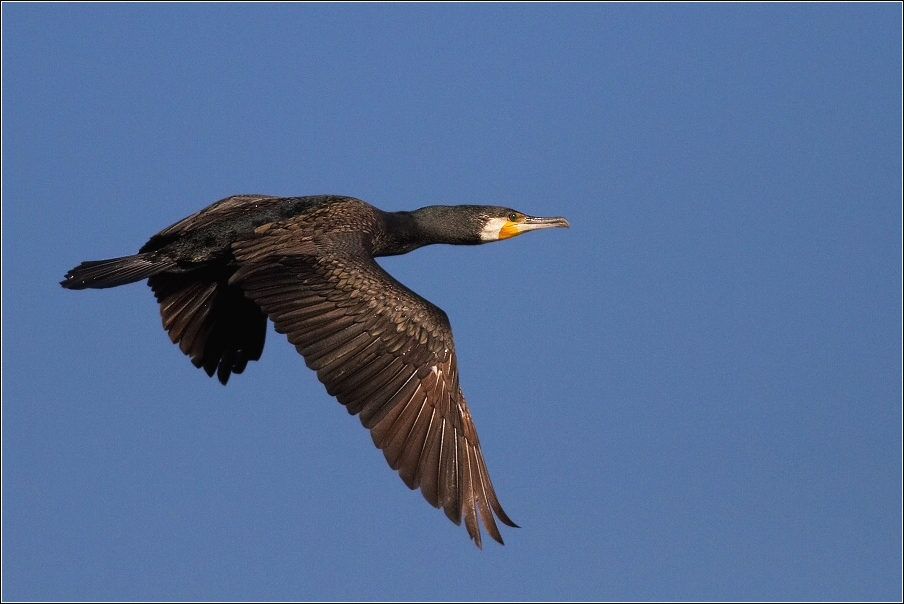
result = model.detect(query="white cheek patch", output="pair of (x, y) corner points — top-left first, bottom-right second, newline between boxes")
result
(479, 217), (509, 241)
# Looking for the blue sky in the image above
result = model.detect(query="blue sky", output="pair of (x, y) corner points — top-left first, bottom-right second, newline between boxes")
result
(3, 4), (901, 601)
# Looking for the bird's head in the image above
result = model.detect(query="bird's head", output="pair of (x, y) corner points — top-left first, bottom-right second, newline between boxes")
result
(477, 207), (570, 242)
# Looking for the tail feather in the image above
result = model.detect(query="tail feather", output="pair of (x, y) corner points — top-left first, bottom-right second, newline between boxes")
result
(61, 253), (176, 290)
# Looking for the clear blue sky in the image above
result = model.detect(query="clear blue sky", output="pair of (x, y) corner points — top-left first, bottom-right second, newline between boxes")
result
(3, 4), (901, 601)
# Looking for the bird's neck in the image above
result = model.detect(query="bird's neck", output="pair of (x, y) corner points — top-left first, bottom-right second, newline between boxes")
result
(375, 207), (481, 256)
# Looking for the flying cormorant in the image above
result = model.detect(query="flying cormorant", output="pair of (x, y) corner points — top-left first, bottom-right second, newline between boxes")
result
(61, 194), (569, 547)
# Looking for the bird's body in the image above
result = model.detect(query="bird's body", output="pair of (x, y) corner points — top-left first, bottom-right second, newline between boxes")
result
(62, 194), (568, 547)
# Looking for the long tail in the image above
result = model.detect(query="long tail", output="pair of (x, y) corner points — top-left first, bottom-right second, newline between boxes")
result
(61, 253), (177, 290)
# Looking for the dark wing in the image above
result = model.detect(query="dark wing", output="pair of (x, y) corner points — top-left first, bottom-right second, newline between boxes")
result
(229, 232), (517, 547)
(148, 266), (267, 385)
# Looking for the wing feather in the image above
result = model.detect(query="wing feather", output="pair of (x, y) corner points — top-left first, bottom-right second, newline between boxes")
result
(230, 233), (515, 546)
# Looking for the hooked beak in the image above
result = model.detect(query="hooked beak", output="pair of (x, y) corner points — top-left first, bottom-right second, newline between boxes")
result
(499, 215), (570, 239)
(522, 215), (570, 231)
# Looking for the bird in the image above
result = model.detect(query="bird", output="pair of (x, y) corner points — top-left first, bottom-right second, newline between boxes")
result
(61, 194), (569, 547)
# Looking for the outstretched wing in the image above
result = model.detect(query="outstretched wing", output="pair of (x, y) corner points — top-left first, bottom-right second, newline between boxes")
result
(229, 231), (517, 547)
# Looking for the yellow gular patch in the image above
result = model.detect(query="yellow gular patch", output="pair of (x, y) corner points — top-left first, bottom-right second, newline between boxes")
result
(498, 221), (521, 239)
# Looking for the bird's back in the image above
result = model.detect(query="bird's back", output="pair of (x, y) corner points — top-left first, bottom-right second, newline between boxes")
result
(139, 194), (376, 262)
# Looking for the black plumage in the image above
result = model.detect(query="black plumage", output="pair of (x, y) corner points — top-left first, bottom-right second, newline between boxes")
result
(61, 194), (569, 547)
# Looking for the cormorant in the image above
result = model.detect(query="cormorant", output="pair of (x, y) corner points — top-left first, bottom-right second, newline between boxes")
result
(61, 194), (569, 547)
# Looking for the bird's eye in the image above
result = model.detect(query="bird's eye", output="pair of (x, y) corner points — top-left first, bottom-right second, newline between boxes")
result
(508, 213), (519, 222)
